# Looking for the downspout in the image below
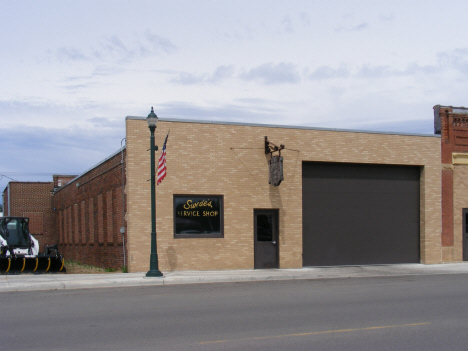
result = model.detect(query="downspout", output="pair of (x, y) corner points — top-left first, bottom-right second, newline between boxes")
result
(121, 138), (126, 269)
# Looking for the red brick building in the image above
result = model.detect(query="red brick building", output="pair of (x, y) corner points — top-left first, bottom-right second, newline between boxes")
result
(3, 181), (57, 249)
(53, 148), (126, 269)
(435, 105), (468, 262)
(1, 148), (126, 270)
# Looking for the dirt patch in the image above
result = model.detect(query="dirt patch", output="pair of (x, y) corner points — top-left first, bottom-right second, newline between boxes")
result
(64, 261), (124, 274)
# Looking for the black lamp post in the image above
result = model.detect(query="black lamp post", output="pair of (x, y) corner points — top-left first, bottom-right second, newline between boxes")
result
(146, 107), (163, 277)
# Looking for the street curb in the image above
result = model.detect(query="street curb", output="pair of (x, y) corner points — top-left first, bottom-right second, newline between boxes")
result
(3, 264), (468, 292)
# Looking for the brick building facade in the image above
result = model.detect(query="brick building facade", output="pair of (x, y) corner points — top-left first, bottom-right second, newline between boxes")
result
(6, 105), (468, 273)
(2, 181), (56, 249)
(125, 115), (441, 272)
(435, 105), (468, 262)
(2, 176), (76, 251)
(53, 148), (126, 269)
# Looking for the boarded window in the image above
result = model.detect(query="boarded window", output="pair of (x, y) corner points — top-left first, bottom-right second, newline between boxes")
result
(59, 210), (63, 243)
(107, 190), (113, 243)
(74, 204), (79, 243)
(81, 200), (86, 243)
(89, 198), (95, 243)
(63, 210), (68, 244)
(68, 206), (72, 243)
(98, 194), (104, 243)
(115, 186), (124, 243)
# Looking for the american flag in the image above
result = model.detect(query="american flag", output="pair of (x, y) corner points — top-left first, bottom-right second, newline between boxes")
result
(157, 132), (169, 185)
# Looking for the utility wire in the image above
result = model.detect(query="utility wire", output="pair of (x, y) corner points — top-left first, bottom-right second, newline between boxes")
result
(0, 174), (18, 181)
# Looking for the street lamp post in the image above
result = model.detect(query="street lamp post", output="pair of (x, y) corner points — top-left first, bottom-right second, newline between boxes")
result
(146, 107), (163, 277)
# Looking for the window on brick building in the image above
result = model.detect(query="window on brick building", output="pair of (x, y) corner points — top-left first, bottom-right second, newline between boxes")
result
(173, 195), (223, 238)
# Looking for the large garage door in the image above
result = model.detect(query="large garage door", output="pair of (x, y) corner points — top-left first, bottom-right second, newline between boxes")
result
(303, 162), (420, 266)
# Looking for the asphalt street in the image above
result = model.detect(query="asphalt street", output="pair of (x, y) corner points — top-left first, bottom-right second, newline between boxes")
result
(3, 273), (468, 350)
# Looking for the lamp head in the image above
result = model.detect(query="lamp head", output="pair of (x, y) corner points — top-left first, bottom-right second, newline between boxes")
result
(147, 107), (158, 128)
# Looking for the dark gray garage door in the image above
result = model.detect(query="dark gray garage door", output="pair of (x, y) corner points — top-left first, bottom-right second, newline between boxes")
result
(302, 162), (420, 266)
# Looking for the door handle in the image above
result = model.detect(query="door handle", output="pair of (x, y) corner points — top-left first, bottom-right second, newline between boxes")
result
(272, 241), (277, 245)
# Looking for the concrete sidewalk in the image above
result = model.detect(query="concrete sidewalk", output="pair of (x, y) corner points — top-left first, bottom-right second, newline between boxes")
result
(2, 263), (468, 292)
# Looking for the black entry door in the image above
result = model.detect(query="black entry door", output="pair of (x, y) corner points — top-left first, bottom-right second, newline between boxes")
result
(254, 210), (278, 269)
(463, 209), (468, 261)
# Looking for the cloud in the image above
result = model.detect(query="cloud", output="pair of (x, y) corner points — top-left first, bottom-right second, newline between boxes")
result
(157, 97), (435, 139)
(56, 47), (88, 61)
(356, 49), (468, 79)
(0, 122), (123, 152)
(99, 35), (133, 60)
(0, 123), (125, 194)
(92, 65), (126, 77)
(349, 23), (368, 31)
(87, 117), (123, 129)
(144, 30), (177, 54)
(379, 14), (394, 22)
(357, 62), (440, 79)
(0, 99), (129, 135)
(300, 12), (311, 26)
(171, 72), (207, 85)
(218, 22), (254, 42)
(63, 84), (92, 90)
(159, 100), (283, 122)
(336, 22), (369, 32)
(356, 119), (433, 134)
(239, 62), (300, 85)
(55, 31), (177, 63)
(403, 62), (439, 75)
(437, 48), (468, 74)
(308, 65), (351, 80)
(282, 16), (294, 33)
(0, 99), (70, 119)
(357, 64), (394, 78)
(62, 66), (127, 88)
(170, 65), (234, 85)
(210, 65), (235, 82)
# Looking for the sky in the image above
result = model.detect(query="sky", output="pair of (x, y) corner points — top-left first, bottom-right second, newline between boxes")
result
(1, 0), (468, 198)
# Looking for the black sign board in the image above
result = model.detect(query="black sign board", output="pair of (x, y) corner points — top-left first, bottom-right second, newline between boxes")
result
(173, 195), (223, 238)
(269, 155), (284, 186)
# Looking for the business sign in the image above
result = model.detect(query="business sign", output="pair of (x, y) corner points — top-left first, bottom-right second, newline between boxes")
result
(269, 155), (284, 186)
(173, 195), (223, 238)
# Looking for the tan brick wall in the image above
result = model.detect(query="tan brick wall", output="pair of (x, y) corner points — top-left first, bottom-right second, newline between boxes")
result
(452, 165), (468, 261)
(126, 118), (442, 272)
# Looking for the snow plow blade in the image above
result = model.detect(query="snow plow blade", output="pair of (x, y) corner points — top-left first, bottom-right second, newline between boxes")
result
(0, 255), (65, 274)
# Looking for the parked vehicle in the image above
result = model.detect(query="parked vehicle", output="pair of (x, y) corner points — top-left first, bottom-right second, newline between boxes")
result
(0, 217), (65, 274)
